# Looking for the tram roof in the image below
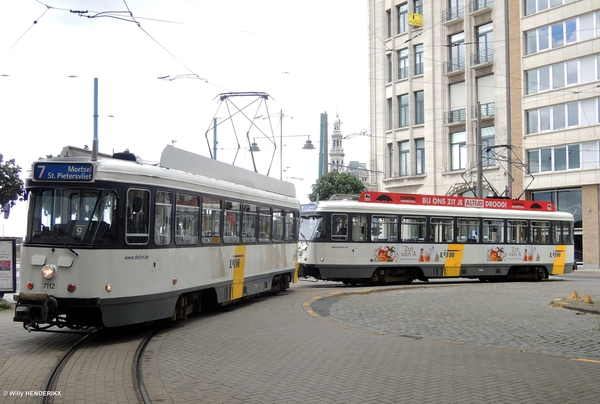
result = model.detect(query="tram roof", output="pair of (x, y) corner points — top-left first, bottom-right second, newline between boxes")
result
(301, 199), (573, 221)
(30, 145), (297, 202)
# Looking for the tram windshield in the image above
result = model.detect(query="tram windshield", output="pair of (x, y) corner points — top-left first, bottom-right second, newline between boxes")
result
(299, 216), (325, 241)
(26, 188), (118, 246)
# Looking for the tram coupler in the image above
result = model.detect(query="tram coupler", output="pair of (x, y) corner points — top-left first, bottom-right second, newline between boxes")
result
(13, 292), (58, 330)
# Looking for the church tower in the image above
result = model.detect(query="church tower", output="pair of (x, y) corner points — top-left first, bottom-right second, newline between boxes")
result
(329, 113), (345, 171)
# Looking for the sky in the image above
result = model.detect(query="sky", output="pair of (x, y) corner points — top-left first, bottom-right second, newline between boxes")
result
(0, 0), (371, 237)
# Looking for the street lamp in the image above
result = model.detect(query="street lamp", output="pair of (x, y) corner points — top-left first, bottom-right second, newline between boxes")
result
(303, 136), (315, 150)
(250, 139), (261, 152)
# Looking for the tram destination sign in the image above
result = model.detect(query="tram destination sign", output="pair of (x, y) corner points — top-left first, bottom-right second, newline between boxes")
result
(33, 163), (94, 182)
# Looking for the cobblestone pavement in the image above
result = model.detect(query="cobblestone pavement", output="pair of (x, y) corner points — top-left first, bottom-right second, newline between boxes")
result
(1, 271), (599, 403)
(141, 271), (600, 404)
(313, 271), (600, 361)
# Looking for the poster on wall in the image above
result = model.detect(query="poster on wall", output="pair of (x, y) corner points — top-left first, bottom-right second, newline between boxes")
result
(0, 239), (17, 296)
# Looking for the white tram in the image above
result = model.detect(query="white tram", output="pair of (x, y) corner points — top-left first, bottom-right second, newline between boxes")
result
(14, 145), (300, 331)
(298, 192), (575, 285)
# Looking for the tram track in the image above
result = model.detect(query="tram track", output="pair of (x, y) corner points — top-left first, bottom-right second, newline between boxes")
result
(40, 328), (102, 404)
(38, 326), (158, 404)
(133, 328), (158, 404)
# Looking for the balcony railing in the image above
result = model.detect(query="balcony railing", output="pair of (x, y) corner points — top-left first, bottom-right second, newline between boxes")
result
(443, 57), (465, 74)
(470, 49), (494, 66)
(469, 0), (493, 13)
(442, 6), (464, 23)
(444, 108), (466, 124)
(471, 103), (495, 120)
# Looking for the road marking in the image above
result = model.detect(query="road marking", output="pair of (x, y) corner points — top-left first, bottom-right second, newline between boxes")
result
(573, 358), (600, 364)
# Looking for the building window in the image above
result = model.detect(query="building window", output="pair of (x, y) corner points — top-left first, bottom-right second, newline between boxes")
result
(448, 32), (465, 72)
(540, 148), (552, 172)
(451, 131), (466, 170)
(567, 101), (578, 126)
(387, 54), (392, 83)
(387, 98), (393, 130)
(446, 0), (464, 21)
(414, 0), (423, 15)
(416, 138), (425, 175)
(476, 23), (494, 65)
(565, 18), (577, 44)
(526, 97), (600, 134)
(386, 9), (392, 38)
(399, 140), (410, 176)
(414, 44), (424, 75)
(554, 146), (567, 171)
(525, 16), (583, 55)
(528, 150), (539, 173)
(524, 0), (574, 17)
(398, 49), (409, 79)
(551, 22), (564, 48)
(527, 110), (538, 134)
(568, 144), (580, 169)
(415, 90), (424, 124)
(388, 143), (394, 177)
(528, 143), (583, 173)
(397, 3), (408, 34)
(398, 93), (409, 127)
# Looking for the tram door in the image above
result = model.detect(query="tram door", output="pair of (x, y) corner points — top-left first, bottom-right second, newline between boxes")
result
(352, 214), (368, 241)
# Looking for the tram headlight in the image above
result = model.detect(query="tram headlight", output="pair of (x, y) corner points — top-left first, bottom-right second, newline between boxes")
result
(41, 264), (57, 280)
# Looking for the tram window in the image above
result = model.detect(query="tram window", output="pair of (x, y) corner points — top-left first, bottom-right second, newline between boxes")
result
(259, 206), (271, 242)
(553, 221), (562, 244)
(298, 215), (325, 241)
(531, 221), (550, 244)
(202, 196), (221, 244)
(273, 209), (284, 242)
(242, 204), (257, 242)
(371, 215), (398, 242)
(126, 189), (150, 245)
(352, 214), (368, 242)
(175, 193), (199, 245)
(332, 214), (349, 241)
(457, 218), (479, 243)
(483, 219), (504, 243)
(154, 191), (172, 246)
(430, 217), (454, 243)
(284, 211), (297, 242)
(400, 216), (424, 242)
(563, 221), (573, 244)
(554, 221), (574, 245)
(224, 201), (241, 243)
(508, 220), (528, 243)
(28, 189), (117, 245)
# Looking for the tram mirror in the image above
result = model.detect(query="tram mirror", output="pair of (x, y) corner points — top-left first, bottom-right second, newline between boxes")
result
(132, 196), (143, 213)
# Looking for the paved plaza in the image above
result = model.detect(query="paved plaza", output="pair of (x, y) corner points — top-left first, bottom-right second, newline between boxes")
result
(1, 270), (599, 403)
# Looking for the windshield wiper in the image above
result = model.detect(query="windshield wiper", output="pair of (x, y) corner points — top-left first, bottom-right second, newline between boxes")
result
(42, 225), (79, 256)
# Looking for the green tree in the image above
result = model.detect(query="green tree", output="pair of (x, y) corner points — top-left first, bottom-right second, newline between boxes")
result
(308, 170), (365, 202)
(0, 154), (25, 216)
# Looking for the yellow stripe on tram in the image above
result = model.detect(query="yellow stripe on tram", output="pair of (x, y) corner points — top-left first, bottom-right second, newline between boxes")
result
(232, 245), (247, 299)
(294, 245), (299, 283)
(443, 244), (465, 277)
(552, 245), (567, 275)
